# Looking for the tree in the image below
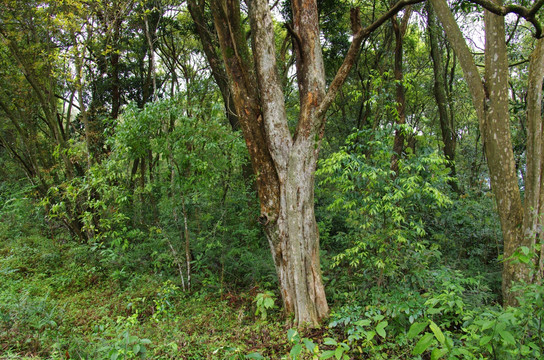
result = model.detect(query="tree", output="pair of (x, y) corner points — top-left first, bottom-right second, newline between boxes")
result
(390, 3), (413, 174)
(426, 1), (459, 193)
(429, 0), (544, 305)
(198, 0), (424, 325)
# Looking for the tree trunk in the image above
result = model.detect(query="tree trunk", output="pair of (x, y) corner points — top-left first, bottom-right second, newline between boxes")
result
(208, 0), (330, 326)
(482, 5), (525, 305)
(426, 2), (459, 193)
(187, 0), (240, 131)
(264, 139), (329, 325)
(524, 37), (544, 282)
(110, 23), (121, 120)
(390, 8), (412, 174)
(206, 0), (419, 325)
(430, 0), (543, 305)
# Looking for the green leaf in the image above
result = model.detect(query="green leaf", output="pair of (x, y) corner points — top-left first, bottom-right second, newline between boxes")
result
(335, 346), (345, 360)
(354, 319), (371, 327)
(323, 337), (338, 346)
(287, 329), (298, 342)
(498, 330), (516, 345)
(133, 344), (140, 354)
(303, 338), (316, 352)
(479, 335), (492, 346)
(407, 322), (428, 339)
(376, 320), (388, 338)
(245, 352), (264, 359)
(128, 335), (139, 343)
(320, 350), (336, 359)
(429, 321), (445, 345)
(263, 297), (274, 308)
(480, 320), (495, 331)
(430, 348), (448, 360)
(455, 348), (471, 356)
(290, 343), (302, 359)
(412, 333), (435, 355)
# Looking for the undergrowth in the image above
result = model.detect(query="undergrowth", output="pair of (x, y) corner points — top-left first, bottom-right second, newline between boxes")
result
(1, 162), (542, 359)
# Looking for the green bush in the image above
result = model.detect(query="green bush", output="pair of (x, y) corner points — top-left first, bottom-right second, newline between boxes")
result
(318, 127), (452, 296)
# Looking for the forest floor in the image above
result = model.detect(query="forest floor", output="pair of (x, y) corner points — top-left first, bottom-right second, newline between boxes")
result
(1, 198), (541, 359)
(0, 218), (347, 359)
(0, 235), (300, 359)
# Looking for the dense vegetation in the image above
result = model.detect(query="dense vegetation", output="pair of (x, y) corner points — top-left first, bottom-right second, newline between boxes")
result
(1, 0), (543, 359)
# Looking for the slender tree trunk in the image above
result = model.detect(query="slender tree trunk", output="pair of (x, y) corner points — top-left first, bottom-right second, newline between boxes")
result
(187, 0), (240, 131)
(483, 5), (525, 304)
(426, 2), (459, 192)
(144, 12), (157, 102)
(524, 37), (544, 282)
(390, 8), (412, 173)
(181, 200), (192, 290)
(430, 0), (544, 305)
(111, 15), (121, 120)
(72, 31), (92, 169)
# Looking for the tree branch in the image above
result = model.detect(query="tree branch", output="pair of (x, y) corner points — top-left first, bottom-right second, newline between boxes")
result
(317, 0), (425, 119)
(430, 0), (486, 122)
(249, 0), (292, 170)
(467, 0), (544, 38)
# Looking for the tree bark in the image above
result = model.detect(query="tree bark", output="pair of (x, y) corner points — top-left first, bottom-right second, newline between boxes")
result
(524, 37), (544, 282)
(390, 7), (412, 174)
(426, 2), (459, 193)
(209, 0), (328, 325)
(206, 0), (420, 326)
(430, 0), (542, 305)
(187, 0), (240, 131)
(483, 3), (525, 305)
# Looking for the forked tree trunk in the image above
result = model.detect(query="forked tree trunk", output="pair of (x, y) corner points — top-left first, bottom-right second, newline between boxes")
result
(207, 0), (421, 326)
(207, 0), (331, 326)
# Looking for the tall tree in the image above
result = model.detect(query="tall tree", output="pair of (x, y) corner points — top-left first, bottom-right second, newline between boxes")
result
(430, 0), (544, 305)
(202, 0), (423, 325)
(426, 1), (459, 192)
(390, 4), (413, 174)
(187, 0), (240, 130)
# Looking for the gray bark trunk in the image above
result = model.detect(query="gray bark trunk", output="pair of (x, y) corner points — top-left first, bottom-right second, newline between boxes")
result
(482, 4), (524, 305)
(525, 38), (544, 282)
(431, 0), (544, 305)
(264, 139), (328, 324)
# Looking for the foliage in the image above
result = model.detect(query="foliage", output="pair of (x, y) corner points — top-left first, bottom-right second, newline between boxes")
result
(254, 291), (276, 321)
(0, 0), (541, 358)
(318, 126), (452, 291)
(286, 328), (350, 360)
(93, 314), (152, 360)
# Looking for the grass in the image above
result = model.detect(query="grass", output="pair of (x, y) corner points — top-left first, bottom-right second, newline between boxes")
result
(0, 233), (295, 359)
